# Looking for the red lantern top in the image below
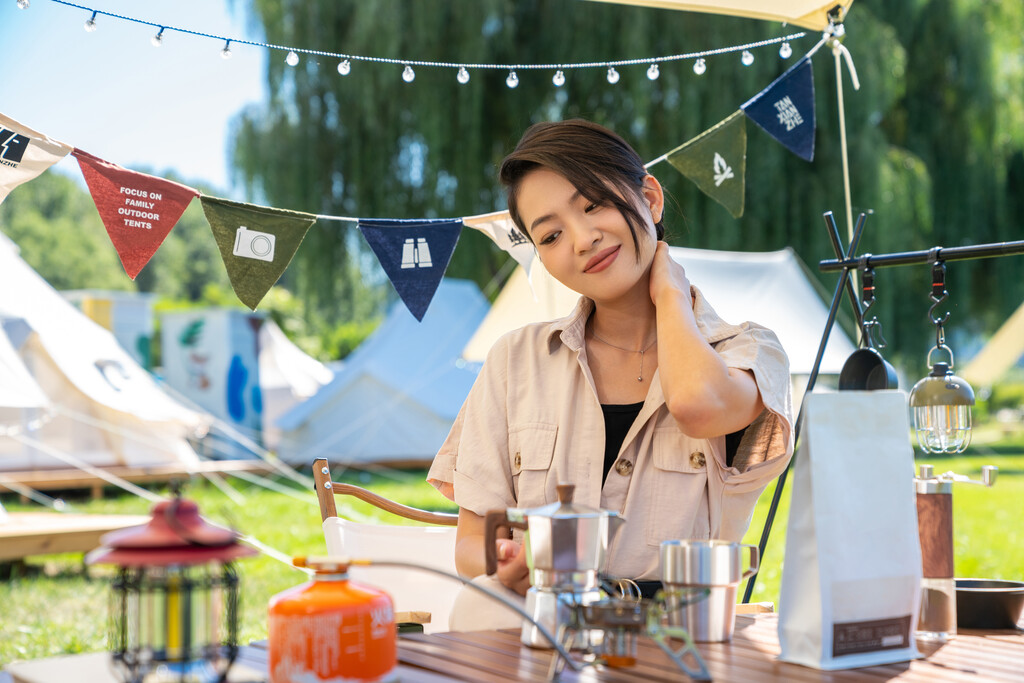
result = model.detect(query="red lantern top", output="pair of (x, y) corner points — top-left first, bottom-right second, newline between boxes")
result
(87, 497), (258, 567)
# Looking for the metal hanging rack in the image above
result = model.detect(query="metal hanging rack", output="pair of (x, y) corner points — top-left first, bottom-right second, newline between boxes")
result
(742, 211), (1024, 603)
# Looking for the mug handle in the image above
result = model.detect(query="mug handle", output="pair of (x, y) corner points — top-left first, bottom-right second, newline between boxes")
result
(741, 543), (760, 580)
(483, 510), (528, 576)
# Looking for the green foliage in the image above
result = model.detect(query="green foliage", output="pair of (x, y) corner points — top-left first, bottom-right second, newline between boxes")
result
(0, 170), (134, 291)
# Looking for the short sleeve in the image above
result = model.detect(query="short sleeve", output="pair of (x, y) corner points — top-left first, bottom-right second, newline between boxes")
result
(425, 332), (518, 515)
(715, 322), (795, 479)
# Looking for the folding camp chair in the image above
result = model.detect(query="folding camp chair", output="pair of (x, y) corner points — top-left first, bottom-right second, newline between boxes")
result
(312, 458), (459, 634)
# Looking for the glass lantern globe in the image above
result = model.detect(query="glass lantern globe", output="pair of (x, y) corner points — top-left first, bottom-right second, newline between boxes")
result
(909, 361), (975, 454)
(87, 496), (257, 683)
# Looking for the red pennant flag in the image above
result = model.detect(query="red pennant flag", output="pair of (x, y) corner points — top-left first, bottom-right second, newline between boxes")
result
(73, 149), (199, 279)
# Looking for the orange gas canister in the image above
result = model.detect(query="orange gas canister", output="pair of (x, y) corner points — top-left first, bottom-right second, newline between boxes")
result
(268, 557), (397, 683)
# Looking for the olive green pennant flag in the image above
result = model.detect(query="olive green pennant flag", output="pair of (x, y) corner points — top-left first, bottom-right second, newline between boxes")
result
(666, 111), (747, 218)
(201, 196), (317, 310)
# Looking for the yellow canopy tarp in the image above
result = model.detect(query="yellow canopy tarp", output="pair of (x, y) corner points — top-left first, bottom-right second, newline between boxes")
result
(582, 0), (853, 31)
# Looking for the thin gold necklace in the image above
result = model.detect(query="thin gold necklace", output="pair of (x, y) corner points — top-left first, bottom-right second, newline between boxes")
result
(589, 325), (658, 382)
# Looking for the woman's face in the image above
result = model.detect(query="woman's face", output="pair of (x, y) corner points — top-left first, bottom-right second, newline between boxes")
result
(518, 167), (663, 302)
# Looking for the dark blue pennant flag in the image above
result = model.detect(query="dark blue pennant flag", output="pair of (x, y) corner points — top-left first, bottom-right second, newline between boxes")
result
(359, 218), (462, 321)
(741, 56), (815, 161)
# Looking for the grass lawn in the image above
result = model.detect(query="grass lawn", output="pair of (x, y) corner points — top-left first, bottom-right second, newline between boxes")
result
(1, 437), (1021, 667)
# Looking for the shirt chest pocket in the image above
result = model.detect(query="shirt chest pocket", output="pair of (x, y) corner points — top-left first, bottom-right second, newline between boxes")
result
(509, 422), (558, 508)
(645, 428), (711, 547)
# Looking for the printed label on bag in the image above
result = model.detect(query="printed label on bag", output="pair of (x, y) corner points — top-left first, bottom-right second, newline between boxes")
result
(832, 616), (911, 657)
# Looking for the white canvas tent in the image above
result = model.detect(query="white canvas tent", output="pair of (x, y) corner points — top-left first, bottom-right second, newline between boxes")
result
(258, 319), (335, 451)
(961, 299), (1024, 388)
(464, 247), (856, 389)
(0, 232), (206, 472)
(275, 279), (489, 466)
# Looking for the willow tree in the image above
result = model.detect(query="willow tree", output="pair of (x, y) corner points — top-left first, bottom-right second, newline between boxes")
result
(231, 0), (1023, 368)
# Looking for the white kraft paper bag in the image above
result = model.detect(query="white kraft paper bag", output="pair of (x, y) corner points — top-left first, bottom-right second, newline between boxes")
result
(778, 391), (922, 669)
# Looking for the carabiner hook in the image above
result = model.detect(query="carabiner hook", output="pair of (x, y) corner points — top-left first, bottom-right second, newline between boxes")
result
(860, 265), (887, 349)
(928, 259), (950, 326)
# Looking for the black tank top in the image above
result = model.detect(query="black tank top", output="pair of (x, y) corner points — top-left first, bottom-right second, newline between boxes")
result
(601, 402), (746, 482)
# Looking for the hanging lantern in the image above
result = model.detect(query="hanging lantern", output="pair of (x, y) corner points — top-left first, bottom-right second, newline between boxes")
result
(87, 494), (257, 683)
(909, 260), (975, 454)
(910, 361), (974, 453)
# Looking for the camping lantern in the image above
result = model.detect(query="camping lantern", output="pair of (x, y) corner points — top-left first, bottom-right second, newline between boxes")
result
(87, 493), (257, 683)
(909, 261), (975, 454)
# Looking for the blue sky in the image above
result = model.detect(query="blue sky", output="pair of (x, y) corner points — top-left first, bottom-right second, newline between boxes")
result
(0, 0), (267, 195)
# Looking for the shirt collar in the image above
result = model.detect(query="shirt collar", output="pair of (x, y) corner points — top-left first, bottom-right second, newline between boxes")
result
(544, 285), (743, 352)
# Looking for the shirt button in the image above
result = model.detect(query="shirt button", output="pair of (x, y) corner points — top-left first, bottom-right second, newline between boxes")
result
(513, 452), (522, 472)
(690, 451), (706, 469)
(614, 459), (634, 477)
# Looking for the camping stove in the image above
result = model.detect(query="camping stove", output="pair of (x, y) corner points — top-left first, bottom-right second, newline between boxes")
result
(545, 592), (712, 682)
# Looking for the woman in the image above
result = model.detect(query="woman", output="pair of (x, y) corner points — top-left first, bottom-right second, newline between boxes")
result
(427, 118), (794, 629)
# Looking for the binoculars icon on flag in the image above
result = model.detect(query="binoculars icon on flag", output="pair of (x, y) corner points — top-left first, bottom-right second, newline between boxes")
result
(400, 237), (433, 269)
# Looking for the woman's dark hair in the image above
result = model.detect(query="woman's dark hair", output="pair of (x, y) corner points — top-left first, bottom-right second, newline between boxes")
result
(499, 119), (665, 257)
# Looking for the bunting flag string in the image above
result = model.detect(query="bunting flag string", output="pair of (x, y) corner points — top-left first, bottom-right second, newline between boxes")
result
(666, 111), (747, 218)
(358, 218), (463, 321)
(740, 56), (816, 161)
(0, 112), (72, 205)
(0, 35), (831, 319)
(201, 196), (317, 311)
(462, 211), (537, 280)
(73, 149), (200, 279)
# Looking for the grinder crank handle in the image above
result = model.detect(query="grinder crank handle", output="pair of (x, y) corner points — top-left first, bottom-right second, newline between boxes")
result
(483, 510), (528, 576)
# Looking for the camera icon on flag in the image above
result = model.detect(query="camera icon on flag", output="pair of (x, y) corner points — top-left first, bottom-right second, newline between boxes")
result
(232, 226), (276, 262)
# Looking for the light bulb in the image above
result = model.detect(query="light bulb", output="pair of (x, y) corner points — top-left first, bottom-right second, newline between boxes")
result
(285, 50), (299, 67)
(151, 28), (164, 47)
(506, 70), (519, 88)
(337, 59), (351, 75)
(402, 65), (415, 82)
(17, 0), (29, 9)
(457, 66), (470, 84)
(646, 63), (659, 80)
(741, 50), (754, 66)
(606, 67), (619, 84)
(552, 70), (565, 87)
(693, 58), (706, 75)
(779, 41), (793, 59)
(221, 41), (232, 59)
(84, 12), (98, 32)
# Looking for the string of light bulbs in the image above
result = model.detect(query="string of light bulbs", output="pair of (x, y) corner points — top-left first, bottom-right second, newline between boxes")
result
(19, 0), (806, 87)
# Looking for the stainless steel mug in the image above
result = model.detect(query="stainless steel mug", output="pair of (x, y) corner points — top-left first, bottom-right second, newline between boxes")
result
(660, 539), (759, 642)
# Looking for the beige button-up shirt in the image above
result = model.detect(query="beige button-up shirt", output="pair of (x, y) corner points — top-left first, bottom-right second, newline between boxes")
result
(427, 287), (794, 581)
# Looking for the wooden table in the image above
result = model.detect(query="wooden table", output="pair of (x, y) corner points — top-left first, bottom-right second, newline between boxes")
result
(0, 512), (149, 562)
(5, 614), (1022, 682)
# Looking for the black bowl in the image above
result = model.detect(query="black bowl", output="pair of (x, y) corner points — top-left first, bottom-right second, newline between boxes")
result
(956, 579), (1024, 630)
(838, 348), (898, 391)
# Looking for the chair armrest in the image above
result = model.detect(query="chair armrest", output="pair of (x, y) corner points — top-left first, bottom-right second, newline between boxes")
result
(332, 482), (459, 526)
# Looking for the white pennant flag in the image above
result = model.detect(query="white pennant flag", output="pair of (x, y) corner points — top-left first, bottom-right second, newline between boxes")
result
(463, 211), (537, 283)
(0, 112), (73, 205)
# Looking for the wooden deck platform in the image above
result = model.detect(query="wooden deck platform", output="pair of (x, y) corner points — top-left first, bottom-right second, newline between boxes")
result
(0, 511), (150, 562)
(0, 459), (279, 501)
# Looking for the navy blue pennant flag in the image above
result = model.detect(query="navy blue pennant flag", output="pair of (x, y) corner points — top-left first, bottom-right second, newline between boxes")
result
(359, 218), (462, 321)
(741, 57), (816, 161)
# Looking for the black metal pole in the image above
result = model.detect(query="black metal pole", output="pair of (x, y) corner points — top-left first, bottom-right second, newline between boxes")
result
(819, 239), (1024, 272)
